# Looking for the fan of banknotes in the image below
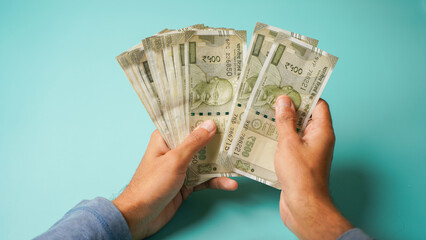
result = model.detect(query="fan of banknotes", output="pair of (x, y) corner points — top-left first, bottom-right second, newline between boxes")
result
(117, 22), (338, 188)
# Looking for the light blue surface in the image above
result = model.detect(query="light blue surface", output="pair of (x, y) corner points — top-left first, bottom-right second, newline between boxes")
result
(0, 0), (425, 239)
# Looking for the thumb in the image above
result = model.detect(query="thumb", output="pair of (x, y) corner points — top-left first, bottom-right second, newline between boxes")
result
(167, 120), (216, 170)
(275, 95), (300, 142)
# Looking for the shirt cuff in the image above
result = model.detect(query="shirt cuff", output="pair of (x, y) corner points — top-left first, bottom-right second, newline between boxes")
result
(69, 197), (132, 240)
(35, 197), (132, 240)
(337, 228), (374, 240)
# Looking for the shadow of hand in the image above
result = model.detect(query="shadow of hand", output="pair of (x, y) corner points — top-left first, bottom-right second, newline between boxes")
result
(147, 177), (280, 239)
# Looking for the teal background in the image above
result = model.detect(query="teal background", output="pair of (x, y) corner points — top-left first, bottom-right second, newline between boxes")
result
(1, 0), (425, 239)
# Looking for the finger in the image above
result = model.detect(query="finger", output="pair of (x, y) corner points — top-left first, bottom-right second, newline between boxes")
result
(145, 130), (170, 156)
(180, 185), (194, 200)
(303, 99), (335, 144)
(192, 181), (210, 192)
(303, 99), (330, 132)
(193, 177), (238, 192)
(209, 177), (238, 191)
(167, 120), (216, 170)
(312, 99), (333, 126)
(275, 95), (300, 142)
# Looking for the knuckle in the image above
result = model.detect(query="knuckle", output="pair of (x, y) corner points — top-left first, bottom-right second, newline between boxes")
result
(319, 98), (329, 108)
(287, 135), (301, 145)
(151, 130), (160, 138)
(283, 115), (298, 122)
(278, 134), (295, 144)
(323, 124), (335, 142)
(329, 131), (336, 144)
(188, 133), (200, 146)
(330, 130), (336, 142)
(317, 98), (330, 111)
(189, 130), (205, 145)
(277, 113), (297, 125)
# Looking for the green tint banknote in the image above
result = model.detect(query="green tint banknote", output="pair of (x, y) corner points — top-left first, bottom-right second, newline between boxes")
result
(116, 46), (174, 147)
(218, 23), (319, 169)
(227, 35), (338, 189)
(185, 29), (247, 184)
(117, 23), (338, 188)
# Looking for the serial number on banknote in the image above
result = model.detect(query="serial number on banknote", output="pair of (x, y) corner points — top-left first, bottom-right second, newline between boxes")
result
(225, 38), (233, 77)
(234, 133), (245, 156)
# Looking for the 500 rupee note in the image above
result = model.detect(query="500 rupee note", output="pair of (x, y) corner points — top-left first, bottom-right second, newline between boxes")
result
(228, 36), (338, 189)
(184, 29), (247, 184)
(116, 49), (174, 146)
(218, 22), (319, 169)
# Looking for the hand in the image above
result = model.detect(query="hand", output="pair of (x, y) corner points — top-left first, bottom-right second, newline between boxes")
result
(113, 120), (238, 239)
(274, 95), (352, 240)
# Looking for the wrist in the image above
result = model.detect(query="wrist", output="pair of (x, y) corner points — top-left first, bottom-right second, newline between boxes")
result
(113, 193), (152, 239)
(287, 194), (352, 240)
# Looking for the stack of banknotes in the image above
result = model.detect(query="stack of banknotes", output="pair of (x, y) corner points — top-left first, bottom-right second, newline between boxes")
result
(117, 23), (338, 189)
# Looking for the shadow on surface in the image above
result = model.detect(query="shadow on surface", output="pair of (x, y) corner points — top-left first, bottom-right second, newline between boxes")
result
(147, 177), (280, 239)
(330, 164), (372, 228)
(148, 162), (374, 239)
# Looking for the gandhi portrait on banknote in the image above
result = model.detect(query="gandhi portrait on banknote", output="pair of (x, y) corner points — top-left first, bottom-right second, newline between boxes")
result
(254, 85), (301, 110)
(240, 75), (257, 100)
(191, 76), (233, 110)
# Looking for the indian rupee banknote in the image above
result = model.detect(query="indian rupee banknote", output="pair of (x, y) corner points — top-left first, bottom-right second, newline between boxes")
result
(143, 36), (181, 148)
(156, 25), (208, 145)
(117, 23), (338, 188)
(219, 22), (319, 168)
(161, 32), (187, 144)
(184, 29), (247, 185)
(227, 35), (338, 189)
(142, 25), (209, 147)
(126, 45), (177, 146)
(116, 47), (174, 146)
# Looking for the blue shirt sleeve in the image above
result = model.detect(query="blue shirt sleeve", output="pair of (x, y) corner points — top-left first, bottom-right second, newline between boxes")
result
(34, 197), (132, 240)
(337, 228), (374, 240)
(34, 197), (373, 240)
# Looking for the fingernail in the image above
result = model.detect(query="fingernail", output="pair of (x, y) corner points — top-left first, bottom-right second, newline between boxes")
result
(276, 96), (291, 116)
(277, 96), (291, 108)
(199, 120), (215, 133)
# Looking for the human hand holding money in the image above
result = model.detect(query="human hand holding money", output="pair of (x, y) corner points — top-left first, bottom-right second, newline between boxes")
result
(113, 120), (237, 239)
(117, 22), (338, 188)
(274, 95), (352, 240)
(112, 23), (366, 238)
(112, 97), (354, 240)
